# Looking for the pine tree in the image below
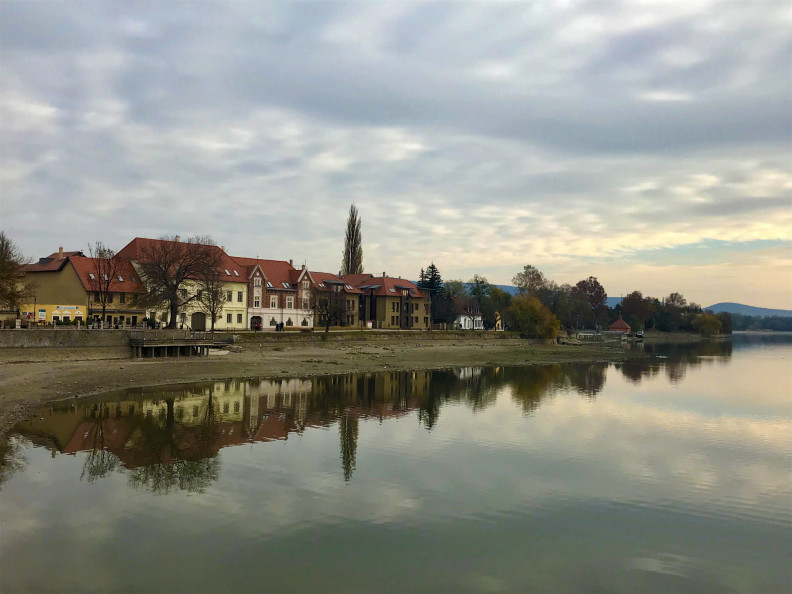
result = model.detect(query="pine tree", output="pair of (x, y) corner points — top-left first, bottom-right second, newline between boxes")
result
(341, 204), (363, 275)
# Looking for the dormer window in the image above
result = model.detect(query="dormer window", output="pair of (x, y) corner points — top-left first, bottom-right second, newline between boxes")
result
(254, 277), (262, 287)
(224, 269), (231, 276)
(282, 282), (290, 289)
(88, 273), (95, 280)
(389, 288), (396, 293)
(233, 270), (239, 276)
(345, 284), (353, 290)
(118, 275), (124, 282)
(266, 281), (273, 288)
(318, 283), (325, 288)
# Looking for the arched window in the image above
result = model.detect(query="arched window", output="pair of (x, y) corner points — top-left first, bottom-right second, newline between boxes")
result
(286, 318), (293, 326)
(301, 318), (308, 327)
(270, 317), (277, 326)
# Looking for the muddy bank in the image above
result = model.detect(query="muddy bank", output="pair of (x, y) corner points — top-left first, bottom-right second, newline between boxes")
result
(0, 337), (648, 435)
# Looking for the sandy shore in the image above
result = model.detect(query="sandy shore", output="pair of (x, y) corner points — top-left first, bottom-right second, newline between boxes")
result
(0, 337), (644, 435)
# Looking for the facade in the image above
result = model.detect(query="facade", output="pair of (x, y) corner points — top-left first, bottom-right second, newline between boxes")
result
(454, 314), (484, 330)
(21, 248), (146, 327)
(233, 257), (313, 329)
(301, 270), (362, 328)
(344, 273), (431, 330)
(118, 238), (248, 331)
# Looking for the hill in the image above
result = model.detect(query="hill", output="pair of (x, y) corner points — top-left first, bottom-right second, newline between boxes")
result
(704, 303), (792, 318)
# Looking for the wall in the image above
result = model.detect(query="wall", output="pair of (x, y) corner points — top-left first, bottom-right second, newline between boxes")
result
(0, 329), (130, 348)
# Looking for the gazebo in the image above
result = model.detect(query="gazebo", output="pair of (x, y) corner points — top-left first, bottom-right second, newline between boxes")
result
(609, 314), (631, 333)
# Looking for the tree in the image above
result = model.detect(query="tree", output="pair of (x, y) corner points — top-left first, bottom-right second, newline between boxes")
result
(135, 236), (220, 329)
(314, 287), (347, 333)
(87, 241), (125, 326)
(574, 276), (608, 328)
(716, 311), (733, 334)
(504, 295), (560, 339)
(0, 232), (35, 314)
(468, 274), (493, 327)
(512, 265), (549, 297)
(341, 204), (363, 275)
(692, 312), (722, 336)
(489, 287), (512, 329)
(621, 290), (651, 329)
(418, 262), (444, 323)
(339, 412), (359, 482)
(195, 261), (228, 331)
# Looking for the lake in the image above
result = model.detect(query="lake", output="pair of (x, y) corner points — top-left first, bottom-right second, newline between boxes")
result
(1, 334), (790, 593)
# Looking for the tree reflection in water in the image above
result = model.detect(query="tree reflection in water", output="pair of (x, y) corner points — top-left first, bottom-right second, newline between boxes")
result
(9, 344), (736, 490)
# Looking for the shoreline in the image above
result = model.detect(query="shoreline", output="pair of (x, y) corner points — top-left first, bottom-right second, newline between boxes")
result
(0, 337), (656, 435)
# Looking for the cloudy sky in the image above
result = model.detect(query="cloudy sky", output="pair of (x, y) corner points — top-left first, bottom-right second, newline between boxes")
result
(1, 1), (790, 307)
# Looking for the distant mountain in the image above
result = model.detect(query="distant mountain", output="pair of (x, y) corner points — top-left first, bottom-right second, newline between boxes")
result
(607, 297), (622, 307)
(704, 303), (792, 318)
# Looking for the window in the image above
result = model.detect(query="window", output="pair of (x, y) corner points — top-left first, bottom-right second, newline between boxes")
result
(392, 302), (396, 312)
(254, 277), (262, 287)
(266, 281), (273, 288)
(254, 297), (260, 308)
(270, 296), (278, 308)
(108, 293), (114, 303)
(318, 282), (325, 288)
(234, 401), (240, 413)
(270, 318), (277, 326)
(414, 316), (418, 323)
(180, 289), (187, 298)
(196, 290), (202, 300)
(389, 288), (396, 293)
(345, 284), (353, 290)
(302, 299), (309, 310)
(237, 313), (242, 323)
(286, 296), (294, 309)
(301, 318), (308, 326)
(286, 318), (293, 326)
(233, 270), (239, 277)
(226, 313), (232, 323)
(103, 274), (109, 281)
(120, 293), (126, 304)
(118, 275), (124, 282)
(282, 282), (290, 289)
(302, 281), (309, 290)
(424, 317), (428, 326)
(237, 291), (243, 302)
(224, 269), (231, 276)
(223, 402), (229, 414)
(226, 291), (232, 301)
(88, 273), (95, 280)
(94, 292), (100, 302)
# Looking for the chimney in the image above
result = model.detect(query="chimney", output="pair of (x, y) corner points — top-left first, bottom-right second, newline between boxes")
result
(175, 235), (181, 242)
(289, 259), (293, 267)
(382, 271), (386, 278)
(58, 246), (64, 259)
(221, 245), (225, 252)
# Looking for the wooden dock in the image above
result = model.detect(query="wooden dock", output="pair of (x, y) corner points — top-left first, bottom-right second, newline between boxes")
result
(129, 330), (234, 358)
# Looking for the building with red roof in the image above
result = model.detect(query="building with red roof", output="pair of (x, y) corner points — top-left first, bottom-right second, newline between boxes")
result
(343, 273), (431, 330)
(21, 247), (146, 326)
(231, 256), (314, 329)
(609, 314), (631, 333)
(118, 237), (249, 330)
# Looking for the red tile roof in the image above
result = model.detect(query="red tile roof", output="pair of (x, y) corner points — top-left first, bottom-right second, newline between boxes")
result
(118, 237), (247, 282)
(232, 256), (297, 289)
(344, 274), (426, 298)
(69, 256), (146, 294)
(609, 315), (631, 332)
(23, 250), (84, 272)
(308, 271), (363, 294)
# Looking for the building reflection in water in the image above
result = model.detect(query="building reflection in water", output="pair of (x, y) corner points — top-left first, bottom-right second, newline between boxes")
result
(9, 341), (731, 492)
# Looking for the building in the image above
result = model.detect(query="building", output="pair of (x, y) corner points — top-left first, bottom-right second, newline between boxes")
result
(232, 257), (313, 329)
(609, 315), (631, 333)
(343, 273), (431, 330)
(117, 237), (248, 331)
(301, 270), (362, 328)
(454, 313), (484, 330)
(21, 248), (146, 327)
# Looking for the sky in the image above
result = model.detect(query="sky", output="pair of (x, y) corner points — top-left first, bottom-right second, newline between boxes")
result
(1, 1), (790, 308)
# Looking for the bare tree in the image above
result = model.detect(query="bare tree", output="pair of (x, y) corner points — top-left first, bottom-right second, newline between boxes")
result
(0, 231), (35, 314)
(87, 242), (125, 326)
(313, 287), (347, 333)
(341, 203), (363, 275)
(135, 236), (219, 329)
(195, 256), (228, 331)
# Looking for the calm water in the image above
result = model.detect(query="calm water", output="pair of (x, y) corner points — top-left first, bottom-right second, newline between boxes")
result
(1, 334), (790, 593)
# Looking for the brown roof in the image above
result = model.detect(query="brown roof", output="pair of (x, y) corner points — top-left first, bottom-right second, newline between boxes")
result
(609, 315), (631, 332)
(308, 271), (363, 294)
(23, 250), (84, 273)
(69, 256), (146, 294)
(118, 237), (247, 282)
(232, 256), (296, 289)
(344, 274), (426, 298)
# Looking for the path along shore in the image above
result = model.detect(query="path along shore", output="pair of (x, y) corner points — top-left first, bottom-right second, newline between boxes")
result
(0, 333), (653, 435)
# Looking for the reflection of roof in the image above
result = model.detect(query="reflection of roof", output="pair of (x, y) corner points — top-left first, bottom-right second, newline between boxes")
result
(344, 274), (426, 298)
(232, 256), (297, 289)
(69, 256), (146, 293)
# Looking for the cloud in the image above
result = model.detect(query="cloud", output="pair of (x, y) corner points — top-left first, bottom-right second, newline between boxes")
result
(0, 1), (790, 305)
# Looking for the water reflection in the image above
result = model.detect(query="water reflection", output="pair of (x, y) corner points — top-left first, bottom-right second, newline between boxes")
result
(0, 338), (754, 492)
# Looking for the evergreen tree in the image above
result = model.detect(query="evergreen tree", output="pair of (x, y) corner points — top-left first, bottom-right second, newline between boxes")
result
(341, 204), (363, 275)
